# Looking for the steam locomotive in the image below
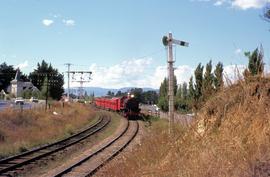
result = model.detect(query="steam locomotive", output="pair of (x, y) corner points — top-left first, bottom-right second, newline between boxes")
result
(94, 94), (141, 120)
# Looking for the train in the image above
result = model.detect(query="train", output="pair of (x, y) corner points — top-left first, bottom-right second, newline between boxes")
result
(94, 94), (141, 120)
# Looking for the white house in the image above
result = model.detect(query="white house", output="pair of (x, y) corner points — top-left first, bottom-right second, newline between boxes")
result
(9, 69), (39, 97)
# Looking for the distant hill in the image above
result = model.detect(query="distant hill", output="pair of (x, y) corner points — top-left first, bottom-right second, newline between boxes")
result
(67, 87), (158, 97)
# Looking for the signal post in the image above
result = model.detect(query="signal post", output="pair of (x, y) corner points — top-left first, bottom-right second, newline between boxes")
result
(162, 32), (189, 133)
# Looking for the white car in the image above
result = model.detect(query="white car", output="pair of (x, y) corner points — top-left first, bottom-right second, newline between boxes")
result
(30, 97), (38, 103)
(15, 97), (24, 105)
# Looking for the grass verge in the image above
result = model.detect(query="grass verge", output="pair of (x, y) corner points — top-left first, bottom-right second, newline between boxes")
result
(0, 102), (96, 159)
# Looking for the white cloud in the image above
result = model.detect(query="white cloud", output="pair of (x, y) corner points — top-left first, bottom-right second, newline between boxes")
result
(232, 0), (270, 9)
(70, 58), (154, 89)
(192, 0), (270, 9)
(42, 19), (54, 27)
(67, 58), (249, 89)
(223, 64), (246, 83)
(63, 19), (75, 26)
(15, 60), (28, 70)
(70, 59), (194, 89)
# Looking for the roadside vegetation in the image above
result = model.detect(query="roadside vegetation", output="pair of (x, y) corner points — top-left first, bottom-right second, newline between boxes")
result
(101, 46), (270, 176)
(0, 103), (96, 159)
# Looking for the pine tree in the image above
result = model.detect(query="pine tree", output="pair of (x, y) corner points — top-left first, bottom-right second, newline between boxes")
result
(188, 76), (195, 100)
(214, 62), (224, 91)
(0, 63), (16, 92)
(244, 46), (264, 77)
(174, 75), (178, 96)
(158, 78), (168, 111)
(202, 60), (214, 99)
(176, 84), (182, 101)
(159, 78), (167, 97)
(194, 63), (204, 101)
(175, 84), (182, 111)
(182, 82), (188, 100)
(29, 60), (64, 100)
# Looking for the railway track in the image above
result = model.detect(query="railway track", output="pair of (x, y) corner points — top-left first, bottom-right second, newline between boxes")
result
(53, 120), (139, 177)
(0, 116), (111, 177)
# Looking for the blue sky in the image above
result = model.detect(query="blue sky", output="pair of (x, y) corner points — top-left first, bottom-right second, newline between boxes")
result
(0, 0), (270, 88)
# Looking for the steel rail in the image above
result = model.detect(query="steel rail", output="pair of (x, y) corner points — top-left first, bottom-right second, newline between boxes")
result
(0, 116), (111, 175)
(54, 120), (139, 177)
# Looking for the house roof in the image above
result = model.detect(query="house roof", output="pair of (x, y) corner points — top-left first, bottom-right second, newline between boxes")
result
(10, 68), (21, 83)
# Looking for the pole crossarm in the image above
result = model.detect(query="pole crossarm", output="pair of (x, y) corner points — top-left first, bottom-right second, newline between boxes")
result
(172, 39), (189, 47)
(68, 70), (92, 99)
(68, 71), (92, 74)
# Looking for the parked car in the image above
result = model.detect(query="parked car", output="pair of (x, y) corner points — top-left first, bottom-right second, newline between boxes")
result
(15, 97), (24, 105)
(30, 97), (38, 103)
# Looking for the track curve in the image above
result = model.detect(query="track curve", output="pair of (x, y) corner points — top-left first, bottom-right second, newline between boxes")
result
(0, 116), (111, 176)
(54, 120), (139, 177)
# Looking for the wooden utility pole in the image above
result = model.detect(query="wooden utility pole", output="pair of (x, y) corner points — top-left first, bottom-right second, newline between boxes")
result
(36, 73), (59, 111)
(162, 32), (189, 133)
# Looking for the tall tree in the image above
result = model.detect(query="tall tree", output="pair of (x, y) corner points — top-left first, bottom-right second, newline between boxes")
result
(158, 78), (168, 112)
(202, 60), (214, 99)
(157, 75), (178, 112)
(182, 82), (188, 100)
(174, 75), (178, 96)
(188, 76), (195, 100)
(244, 46), (264, 77)
(214, 62), (224, 91)
(0, 63), (16, 92)
(175, 84), (182, 111)
(176, 84), (182, 101)
(142, 91), (158, 104)
(176, 82), (190, 113)
(194, 63), (204, 101)
(29, 60), (64, 100)
(159, 78), (168, 97)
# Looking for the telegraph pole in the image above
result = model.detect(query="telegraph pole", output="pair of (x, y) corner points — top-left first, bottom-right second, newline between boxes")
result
(64, 63), (72, 101)
(36, 73), (59, 111)
(162, 32), (189, 133)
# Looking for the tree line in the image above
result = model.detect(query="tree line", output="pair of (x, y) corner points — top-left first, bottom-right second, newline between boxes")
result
(158, 46), (265, 113)
(0, 60), (64, 100)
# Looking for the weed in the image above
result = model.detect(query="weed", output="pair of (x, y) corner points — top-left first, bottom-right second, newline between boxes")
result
(0, 103), (96, 158)
(101, 76), (270, 177)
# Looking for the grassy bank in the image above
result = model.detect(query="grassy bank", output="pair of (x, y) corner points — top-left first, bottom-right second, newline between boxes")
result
(0, 103), (97, 159)
(102, 77), (270, 177)
(22, 110), (122, 177)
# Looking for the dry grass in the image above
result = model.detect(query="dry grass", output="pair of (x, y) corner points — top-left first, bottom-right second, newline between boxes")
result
(101, 76), (270, 177)
(0, 102), (96, 158)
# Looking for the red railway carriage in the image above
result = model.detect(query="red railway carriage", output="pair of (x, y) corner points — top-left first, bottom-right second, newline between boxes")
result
(94, 95), (140, 119)
(95, 97), (121, 111)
